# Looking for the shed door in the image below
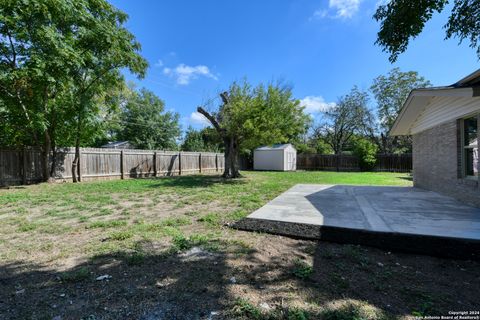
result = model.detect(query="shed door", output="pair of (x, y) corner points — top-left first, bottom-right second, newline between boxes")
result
(287, 152), (295, 170)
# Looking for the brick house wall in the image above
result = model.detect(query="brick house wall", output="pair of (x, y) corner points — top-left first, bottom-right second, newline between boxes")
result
(412, 120), (480, 207)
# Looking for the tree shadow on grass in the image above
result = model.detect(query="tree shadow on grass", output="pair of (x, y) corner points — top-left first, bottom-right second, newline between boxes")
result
(3, 230), (477, 320)
(226, 227), (480, 319)
(307, 241), (480, 318)
(147, 175), (248, 189)
(0, 240), (234, 320)
(397, 175), (413, 181)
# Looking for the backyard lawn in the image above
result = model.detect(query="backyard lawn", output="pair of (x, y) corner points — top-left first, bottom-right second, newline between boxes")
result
(0, 171), (478, 319)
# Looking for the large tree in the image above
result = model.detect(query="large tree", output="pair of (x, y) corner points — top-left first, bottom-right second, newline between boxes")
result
(371, 68), (431, 153)
(0, 0), (79, 179)
(0, 0), (147, 182)
(374, 0), (480, 62)
(197, 80), (310, 178)
(66, 1), (147, 182)
(316, 87), (375, 156)
(118, 88), (180, 150)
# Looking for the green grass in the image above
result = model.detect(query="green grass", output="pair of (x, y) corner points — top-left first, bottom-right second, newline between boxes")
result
(292, 258), (314, 280)
(60, 267), (90, 283)
(0, 171), (410, 263)
(87, 220), (128, 229)
(109, 230), (134, 241)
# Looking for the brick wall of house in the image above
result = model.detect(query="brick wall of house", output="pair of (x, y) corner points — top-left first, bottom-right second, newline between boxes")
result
(413, 120), (480, 207)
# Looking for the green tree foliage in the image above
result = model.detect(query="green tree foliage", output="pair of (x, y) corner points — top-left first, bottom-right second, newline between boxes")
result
(316, 87), (375, 155)
(0, 0), (147, 181)
(198, 80), (311, 178)
(371, 68), (431, 153)
(295, 143), (316, 154)
(353, 138), (379, 171)
(181, 127), (222, 152)
(374, 0), (480, 62)
(312, 138), (334, 154)
(118, 88), (180, 150)
(181, 127), (205, 152)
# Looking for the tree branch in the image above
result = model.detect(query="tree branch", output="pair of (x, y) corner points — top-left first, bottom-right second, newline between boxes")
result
(6, 30), (16, 68)
(196, 106), (225, 136)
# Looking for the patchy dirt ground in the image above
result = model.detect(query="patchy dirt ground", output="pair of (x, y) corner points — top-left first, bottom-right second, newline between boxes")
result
(0, 172), (478, 319)
(1, 234), (479, 319)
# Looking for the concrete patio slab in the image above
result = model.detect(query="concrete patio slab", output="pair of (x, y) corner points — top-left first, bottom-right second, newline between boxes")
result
(236, 184), (480, 259)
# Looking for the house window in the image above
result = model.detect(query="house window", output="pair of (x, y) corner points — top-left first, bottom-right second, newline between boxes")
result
(463, 116), (478, 178)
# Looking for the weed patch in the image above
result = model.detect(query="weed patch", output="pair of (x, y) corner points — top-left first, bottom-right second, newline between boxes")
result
(60, 267), (90, 283)
(292, 259), (313, 280)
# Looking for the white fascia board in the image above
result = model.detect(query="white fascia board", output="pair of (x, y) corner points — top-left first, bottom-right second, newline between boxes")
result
(390, 87), (474, 136)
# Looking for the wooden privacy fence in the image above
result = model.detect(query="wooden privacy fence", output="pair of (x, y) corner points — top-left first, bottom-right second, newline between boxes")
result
(297, 153), (412, 172)
(0, 147), (225, 186)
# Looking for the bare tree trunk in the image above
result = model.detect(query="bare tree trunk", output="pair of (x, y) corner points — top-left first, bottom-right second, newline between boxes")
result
(42, 131), (52, 182)
(50, 143), (57, 178)
(222, 136), (241, 178)
(223, 138), (231, 177)
(72, 114), (82, 182)
(197, 93), (242, 179)
(336, 152), (340, 172)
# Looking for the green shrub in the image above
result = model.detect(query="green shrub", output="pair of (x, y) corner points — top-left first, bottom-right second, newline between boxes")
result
(353, 139), (378, 171)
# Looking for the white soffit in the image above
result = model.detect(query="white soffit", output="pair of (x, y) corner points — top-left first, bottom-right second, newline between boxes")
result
(390, 87), (475, 136)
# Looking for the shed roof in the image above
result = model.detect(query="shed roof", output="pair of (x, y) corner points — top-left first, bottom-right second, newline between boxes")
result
(101, 141), (130, 148)
(255, 143), (296, 151)
(390, 69), (480, 136)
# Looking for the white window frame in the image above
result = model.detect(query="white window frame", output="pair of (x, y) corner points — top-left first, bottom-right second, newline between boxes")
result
(460, 114), (479, 180)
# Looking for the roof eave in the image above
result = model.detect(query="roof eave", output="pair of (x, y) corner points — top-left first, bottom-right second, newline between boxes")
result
(389, 87), (475, 136)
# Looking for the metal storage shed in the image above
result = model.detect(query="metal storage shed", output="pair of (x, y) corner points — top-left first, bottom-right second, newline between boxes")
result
(253, 144), (297, 171)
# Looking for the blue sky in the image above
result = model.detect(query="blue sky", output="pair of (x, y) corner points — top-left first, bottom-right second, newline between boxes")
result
(110, 0), (479, 129)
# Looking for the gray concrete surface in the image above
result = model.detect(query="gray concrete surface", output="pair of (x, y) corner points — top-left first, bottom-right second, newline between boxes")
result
(248, 184), (480, 240)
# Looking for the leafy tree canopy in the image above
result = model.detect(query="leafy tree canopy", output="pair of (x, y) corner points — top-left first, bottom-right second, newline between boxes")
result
(317, 86), (375, 155)
(222, 80), (312, 152)
(0, 0), (147, 180)
(370, 68), (431, 153)
(198, 79), (311, 177)
(374, 0), (480, 62)
(181, 127), (222, 152)
(118, 88), (180, 150)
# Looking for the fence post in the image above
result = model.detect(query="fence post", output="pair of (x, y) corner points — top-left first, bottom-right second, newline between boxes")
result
(199, 153), (202, 173)
(22, 148), (27, 185)
(120, 150), (124, 179)
(215, 154), (218, 172)
(153, 152), (157, 177)
(178, 152), (182, 175)
(78, 148), (83, 182)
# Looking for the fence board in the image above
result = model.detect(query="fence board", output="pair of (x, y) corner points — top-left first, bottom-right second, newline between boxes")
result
(297, 153), (412, 172)
(0, 147), (225, 186)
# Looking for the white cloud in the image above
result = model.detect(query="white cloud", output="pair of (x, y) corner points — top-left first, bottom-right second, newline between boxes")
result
(300, 96), (336, 114)
(154, 59), (163, 67)
(189, 111), (211, 127)
(163, 63), (218, 85)
(312, 0), (362, 20)
(330, 0), (361, 18)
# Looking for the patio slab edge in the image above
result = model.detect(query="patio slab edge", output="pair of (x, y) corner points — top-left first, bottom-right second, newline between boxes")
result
(233, 217), (480, 260)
